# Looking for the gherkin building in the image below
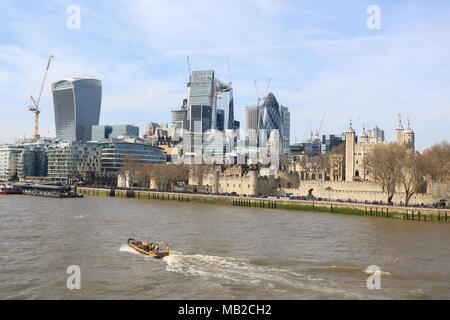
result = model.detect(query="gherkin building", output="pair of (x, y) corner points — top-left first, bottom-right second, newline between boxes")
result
(258, 92), (283, 141)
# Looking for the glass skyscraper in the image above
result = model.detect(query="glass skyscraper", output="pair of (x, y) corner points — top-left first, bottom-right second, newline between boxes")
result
(91, 124), (139, 141)
(280, 105), (290, 154)
(215, 81), (234, 130)
(52, 77), (102, 142)
(259, 93), (283, 140)
(188, 71), (214, 132)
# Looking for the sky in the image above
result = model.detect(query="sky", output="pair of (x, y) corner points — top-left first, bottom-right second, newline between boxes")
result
(0, 0), (449, 150)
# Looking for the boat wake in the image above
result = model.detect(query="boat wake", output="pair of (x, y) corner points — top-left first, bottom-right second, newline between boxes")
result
(162, 253), (362, 298)
(119, 244), (140, 255)
(119, 245), (367, 298)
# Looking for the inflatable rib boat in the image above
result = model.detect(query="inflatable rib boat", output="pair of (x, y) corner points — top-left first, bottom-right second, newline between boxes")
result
(127, 238), (171, 258)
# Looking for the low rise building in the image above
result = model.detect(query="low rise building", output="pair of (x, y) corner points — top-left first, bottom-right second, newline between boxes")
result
(97, 136), (166, 171)
(17, 139), (51, 178)
(47, 141), (101, 180)
(0, 144), (23, 181)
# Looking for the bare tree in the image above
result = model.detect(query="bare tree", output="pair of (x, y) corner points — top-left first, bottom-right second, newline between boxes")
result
(119, 155), (141, 187)
(136, 162), (153, 188)
(151, 164), (171, 191)
(422, 141), (450, 182)
(399, 149), (426, 206)
(191, 164), (212, 187)
(168, 164), (190, 190)
(365, 143), (404, 204)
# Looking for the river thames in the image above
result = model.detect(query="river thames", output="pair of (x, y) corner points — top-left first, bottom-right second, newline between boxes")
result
(0, 194), (448, 299)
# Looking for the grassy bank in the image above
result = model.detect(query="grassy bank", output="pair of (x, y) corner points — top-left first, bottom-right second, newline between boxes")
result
(77, 187), (449, 223)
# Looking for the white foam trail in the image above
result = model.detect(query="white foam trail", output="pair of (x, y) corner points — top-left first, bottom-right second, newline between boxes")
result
(162, 253), (365, 298)
(363, 269), (392, 276)
(119, 244), (140, 255)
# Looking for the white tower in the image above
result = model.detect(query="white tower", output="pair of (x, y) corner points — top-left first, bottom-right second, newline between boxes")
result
(345, 117), (356, 181)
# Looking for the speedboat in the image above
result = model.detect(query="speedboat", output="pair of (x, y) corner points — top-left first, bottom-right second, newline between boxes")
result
(0, 184), (23, 194)
(127, 238), (171, 258)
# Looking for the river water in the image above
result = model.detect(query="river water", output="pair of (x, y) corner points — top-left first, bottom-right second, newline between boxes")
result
(0, 194), (448, 299)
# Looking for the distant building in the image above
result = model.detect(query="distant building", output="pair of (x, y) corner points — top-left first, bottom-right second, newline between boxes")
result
(188, 70), (214, 132)
(259, 93), (282, 140)
(143, 122), (169, 139)
(345, 115), (415, 181)
(246, 94), (289, 153)
(215, 80), (234, 130)
(97, 137), (166, 171)
(190, 105), (212, 133)
(91, 124), (139, 141)
(171, 106), (189, 131)
(17, 139), (51, 178)
(0, 145), (23, 181)
(245, 105), (259, 132)
(216, 109), (225, 131)
(368, 126), (385, 143)
(47, 141), (101, 180)
(280, 105), (290, 154)
(52, 77), (102, 142)
(321, 134), (345, 154)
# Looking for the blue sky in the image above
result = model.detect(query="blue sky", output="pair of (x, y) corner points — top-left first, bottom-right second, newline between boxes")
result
(0, 0), (449, 150)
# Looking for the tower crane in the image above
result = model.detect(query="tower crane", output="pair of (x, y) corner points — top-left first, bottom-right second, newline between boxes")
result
(314, 114), (325, 139)
(263, 78), (272, 98)
(253, 80), (262, 106)
(28, 55), (53, 139)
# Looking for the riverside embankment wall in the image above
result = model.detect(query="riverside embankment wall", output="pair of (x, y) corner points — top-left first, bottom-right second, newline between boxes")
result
(284, 181), (450, 206)
(77, 187), (450, 223)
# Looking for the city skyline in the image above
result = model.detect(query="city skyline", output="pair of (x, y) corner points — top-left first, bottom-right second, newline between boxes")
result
(1, 1), (450, 150)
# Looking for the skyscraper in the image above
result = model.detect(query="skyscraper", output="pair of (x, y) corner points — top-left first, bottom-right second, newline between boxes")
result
(258, 93), (283, 141)
(246, 94), (290, 153)
(245, 105), (259, 132)
(52, 77), (102, 142)
(215, 80), (234, 130)
(280, 105), (290, 154)
(188, 71), (214, 132)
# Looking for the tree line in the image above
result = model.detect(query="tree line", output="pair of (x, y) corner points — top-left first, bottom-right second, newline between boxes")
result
(119, 155), (213, 191)
(365, 141), (449, 205)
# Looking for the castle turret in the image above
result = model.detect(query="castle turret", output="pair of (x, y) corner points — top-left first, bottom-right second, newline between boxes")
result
(345, 117), (356, 181)
(396, 113), (404, 144)
(359, 122), (369, 143)
(249, 169), (259, 196)
(403, 117), (415, 151)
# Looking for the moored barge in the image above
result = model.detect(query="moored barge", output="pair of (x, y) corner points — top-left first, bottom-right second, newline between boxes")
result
(17, 183), (80, 198)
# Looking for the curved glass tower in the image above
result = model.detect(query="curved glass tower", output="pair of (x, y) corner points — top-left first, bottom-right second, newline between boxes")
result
(259, 92), (283, 140)
(52, 77), (102, 142)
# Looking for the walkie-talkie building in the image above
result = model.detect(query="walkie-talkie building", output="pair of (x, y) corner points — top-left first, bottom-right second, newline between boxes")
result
(52, 77), (102, 142)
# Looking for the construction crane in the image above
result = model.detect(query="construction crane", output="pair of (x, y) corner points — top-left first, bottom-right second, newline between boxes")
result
(227, 54), (232, 85)
(263, 78), (272, 98)
(253, 78), (272, 106)
(253, 80), (262, 105)
(28, 55), (53, 139)
(308, 114), (326, 142)
(314, 114), (326, 139)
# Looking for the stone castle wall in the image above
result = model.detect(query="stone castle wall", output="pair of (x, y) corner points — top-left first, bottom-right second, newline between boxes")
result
(283, 180), (447, 205)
